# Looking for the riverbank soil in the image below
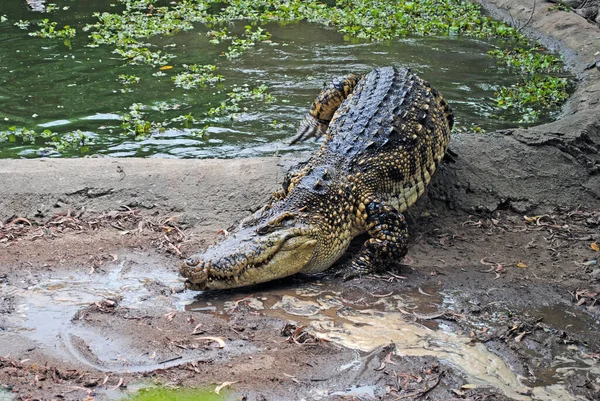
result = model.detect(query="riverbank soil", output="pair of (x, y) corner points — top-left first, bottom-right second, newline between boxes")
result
(1, 1), (600, 401)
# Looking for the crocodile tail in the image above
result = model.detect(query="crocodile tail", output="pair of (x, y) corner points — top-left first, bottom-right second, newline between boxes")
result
(291, 73), (361, 144)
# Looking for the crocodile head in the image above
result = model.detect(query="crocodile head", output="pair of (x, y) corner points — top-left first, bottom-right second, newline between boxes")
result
(180, 210), (321, 290)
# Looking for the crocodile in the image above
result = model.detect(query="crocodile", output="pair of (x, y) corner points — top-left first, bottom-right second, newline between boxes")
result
(181, 66), (453, 290)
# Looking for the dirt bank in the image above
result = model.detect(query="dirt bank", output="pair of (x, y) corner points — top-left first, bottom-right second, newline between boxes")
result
(1, 1), (599, 400)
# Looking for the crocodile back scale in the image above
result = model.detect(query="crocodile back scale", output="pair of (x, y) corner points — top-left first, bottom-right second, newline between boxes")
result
(181, 67), (453, 290)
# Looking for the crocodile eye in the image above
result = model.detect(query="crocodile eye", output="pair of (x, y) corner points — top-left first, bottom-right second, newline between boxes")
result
(256, 225), (271, 235)
(185, 256), (200, 267)
(256, 212), (296, 235)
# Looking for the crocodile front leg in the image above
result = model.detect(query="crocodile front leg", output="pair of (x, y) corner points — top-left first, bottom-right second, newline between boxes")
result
(344, 199), (409, 279)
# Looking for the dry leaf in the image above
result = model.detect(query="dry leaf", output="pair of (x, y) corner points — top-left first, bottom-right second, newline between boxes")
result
(523, 215), (542, 223)
(192, 323), (203, 334)
(516, 261), (528, 269)
(418, 287), (433, 296)
(196, 336), (226, 348)
(159, 65), (173, 70)
(514, 331), (531, 342)
(591, 242), (599, 252)
(215, 381), (237, 394)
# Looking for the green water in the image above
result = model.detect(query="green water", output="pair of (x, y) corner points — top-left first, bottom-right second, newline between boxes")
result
(0, 1), (556, 158)
(124, 386), (230, 401)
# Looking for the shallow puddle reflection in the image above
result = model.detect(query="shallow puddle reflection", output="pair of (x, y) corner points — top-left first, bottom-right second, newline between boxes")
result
(1, 261), (595, 400)
(189, 283), (592, 401)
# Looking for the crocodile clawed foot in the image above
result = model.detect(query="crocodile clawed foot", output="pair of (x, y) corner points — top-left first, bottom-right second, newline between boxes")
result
(290, 115), (328, 144)
(336, 255), (373, 281)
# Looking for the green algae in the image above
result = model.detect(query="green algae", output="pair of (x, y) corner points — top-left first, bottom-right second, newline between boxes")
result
(125, 386), (230, 401)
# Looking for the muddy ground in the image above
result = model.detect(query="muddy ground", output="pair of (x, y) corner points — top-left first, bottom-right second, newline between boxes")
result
(1, 190), (599, 401)
(2, 1), (600, 401)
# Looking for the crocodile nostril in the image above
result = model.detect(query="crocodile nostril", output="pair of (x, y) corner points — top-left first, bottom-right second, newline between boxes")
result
(185, 256), (200, 267)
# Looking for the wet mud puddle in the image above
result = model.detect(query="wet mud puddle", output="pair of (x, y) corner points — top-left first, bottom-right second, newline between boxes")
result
(189, 284), (596, 401)
(1, 253), (199, 373)
(1, 256), (597, 400)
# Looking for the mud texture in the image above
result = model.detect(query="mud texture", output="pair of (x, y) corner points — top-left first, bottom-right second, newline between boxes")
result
(1, 1), (600, 400)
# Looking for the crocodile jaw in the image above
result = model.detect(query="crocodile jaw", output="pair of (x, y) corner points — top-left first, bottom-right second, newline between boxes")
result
(180, 225), (318, 290)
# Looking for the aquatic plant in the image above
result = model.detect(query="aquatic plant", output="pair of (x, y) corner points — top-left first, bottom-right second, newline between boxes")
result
(488, 47), (568, 122)
(208, 85), (276, 117)
(488, 48), (565, 74)
(79, 0), (570, 124)
(0, 0), (573, 158)
(29, 19), (75, 39)
(224, 26), (271, 59)
(118, 74), (141, 93)
(14, 19), (30, 29)
(172, 64), (223, 90)
(0, 127), (93, 156)
(494, 76), (569, 123)
(47, 130), (93, 153)
(121, 103), (208, 140)
(0, 126), (49, 144)
(121, 103), (168, 139)
(27, 18), (76, 48)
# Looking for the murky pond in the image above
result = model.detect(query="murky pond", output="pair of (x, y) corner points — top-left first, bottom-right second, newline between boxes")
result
(0, 1), (564, 159)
